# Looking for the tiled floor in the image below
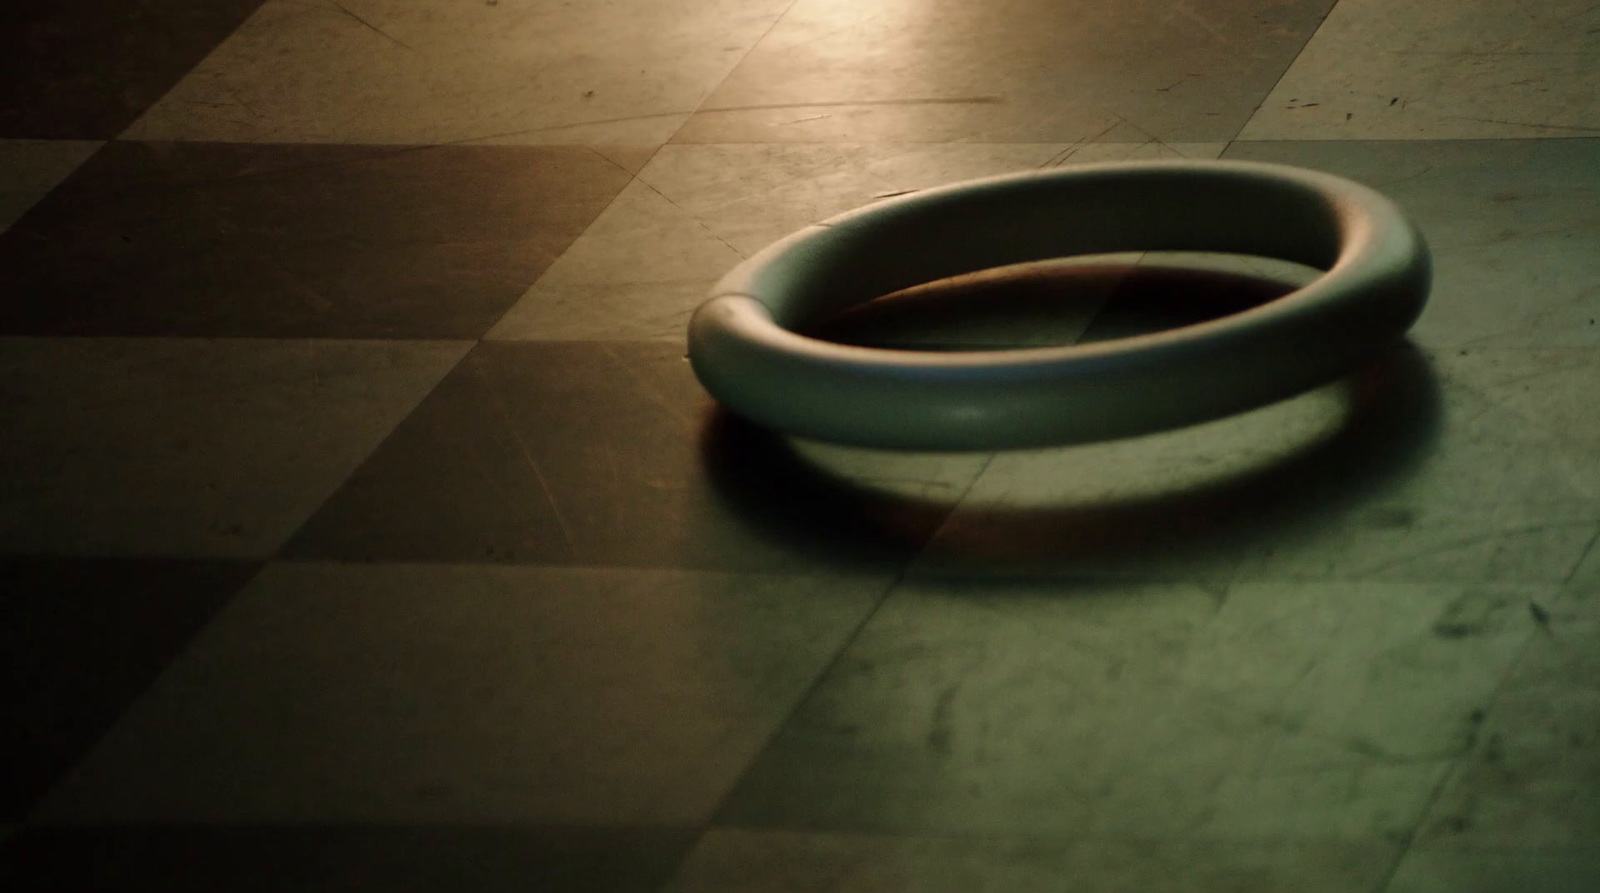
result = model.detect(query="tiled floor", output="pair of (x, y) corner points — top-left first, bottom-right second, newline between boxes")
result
(1, 1), (1596, 890)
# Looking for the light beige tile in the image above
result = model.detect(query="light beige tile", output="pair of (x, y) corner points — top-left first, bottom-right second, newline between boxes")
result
(490, 145), (889, 342)
(667, 828), (1399, 893)
(855, 140), (1226, 195)
(490, 142), (1225, 343)
(489, 147), (834, 340)
(539, 179), (748, 286)
(1385, 849), (1600, 893)
(641, 142), (1228, 256)
(122, 0), (792, 145)
(674, 97), (1129, 145)
(485, 177), (741, 341)
(1417, 591), (1600, 848)
(34, 562), (886, 824)
(1033, 140), (1230, 168)
(640, 144), (915, 257)
(675, 0), (1338, 143)
(590, 143), (663, 176)
(718, 577), (1532, 840)
(0, 338), (469, 558)
(1240, 0), (1600, 140)
(0, 140), (102, 231)
(488, 279), (717, 343)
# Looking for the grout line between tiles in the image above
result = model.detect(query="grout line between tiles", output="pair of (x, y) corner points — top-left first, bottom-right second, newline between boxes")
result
(476, 1), (808, 345)
(265, 342), (476, 562)
(1563, 526), (1600, 588)
(1369, 615), (1549, 893)
(660, 0), (805, 150)
(900, 452), (997, 576)
(633, 178), (748, 261)
(691, 566), (905, 830)
(16, 560), (268, 825)
(475, 154), (641, 339)
(1228, 0), (1341, 144)
(647, 564), (909, 888)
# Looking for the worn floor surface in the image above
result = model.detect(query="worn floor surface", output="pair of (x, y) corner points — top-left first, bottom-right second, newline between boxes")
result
(2, 1), (1597, 890)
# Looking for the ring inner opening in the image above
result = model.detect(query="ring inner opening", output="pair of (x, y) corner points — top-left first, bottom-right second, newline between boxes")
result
(806, 251), (1324, 352)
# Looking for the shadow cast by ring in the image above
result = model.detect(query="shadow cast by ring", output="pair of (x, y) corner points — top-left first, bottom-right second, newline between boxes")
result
(696, 262), (1444, 574)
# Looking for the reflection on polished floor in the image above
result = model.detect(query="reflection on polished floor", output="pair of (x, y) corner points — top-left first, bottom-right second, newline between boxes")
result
(2, 1), (1598, 889)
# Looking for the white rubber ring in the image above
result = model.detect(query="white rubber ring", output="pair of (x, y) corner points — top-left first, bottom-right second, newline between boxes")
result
(688, 160), (1431, 451)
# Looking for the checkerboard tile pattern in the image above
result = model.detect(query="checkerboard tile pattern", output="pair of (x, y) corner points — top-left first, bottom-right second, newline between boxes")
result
(3, 1), (1597, 890)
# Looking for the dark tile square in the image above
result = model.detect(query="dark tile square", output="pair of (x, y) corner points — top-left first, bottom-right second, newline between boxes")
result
(0, 824), (696, 892)
(0, 141), (633, 338)
(283, 341), (968, 571)
(33, 563), (882, 825)
(0, 337), (469, 558)
(0, 0), (268, 139)
(0, 559), (256, 820)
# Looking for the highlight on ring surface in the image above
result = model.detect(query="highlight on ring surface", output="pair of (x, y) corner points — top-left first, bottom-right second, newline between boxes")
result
(688, 160), (1431, 452)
